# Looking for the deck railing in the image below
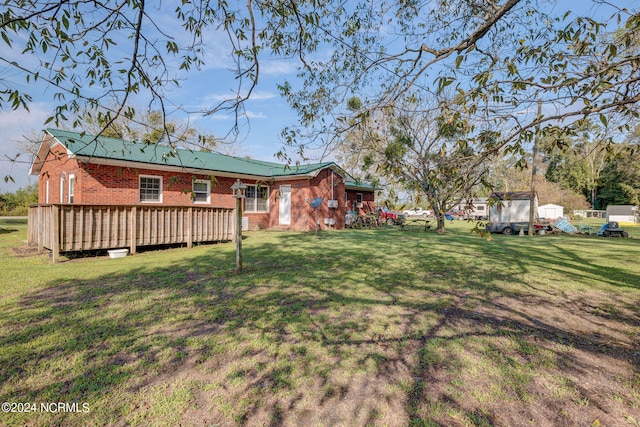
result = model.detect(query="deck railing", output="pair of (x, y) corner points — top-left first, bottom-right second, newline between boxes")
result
(28, 204), (235, 262)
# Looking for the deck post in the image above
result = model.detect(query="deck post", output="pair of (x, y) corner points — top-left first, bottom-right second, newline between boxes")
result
(51, 204), (60, 263)
(37, 206), (44, 254)
(130, 206), (137, 255)
(187, 207), (193, 248)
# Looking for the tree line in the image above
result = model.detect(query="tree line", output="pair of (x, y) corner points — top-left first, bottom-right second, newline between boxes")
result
(0, 184), (38, 216)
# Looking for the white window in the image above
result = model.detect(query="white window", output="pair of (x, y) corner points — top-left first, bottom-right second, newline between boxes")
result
(192, 179), (210, 203)
(60, 173), (65, 203)
(68, 174), (75, 204)
(139, 175), (162, 202)
(356, 193), (363, 203)
(245, 185), (269, 212)
(45, 179), (49, 204)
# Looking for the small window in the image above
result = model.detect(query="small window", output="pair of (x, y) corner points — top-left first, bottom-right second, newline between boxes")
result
(60, 174), (65, 203)
(193, 179), (210, 203)
(477, 205), (485, 211)
(245, 185), (269, 212)
(68, 174), (75, 204)
(356, 193), (363, 203)
(140, 176), (162, 202)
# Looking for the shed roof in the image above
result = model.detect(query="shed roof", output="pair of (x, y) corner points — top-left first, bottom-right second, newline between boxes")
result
(606, 205), (637, 215)
(488, 191), (535, 201)
(30, 129), (369, 185)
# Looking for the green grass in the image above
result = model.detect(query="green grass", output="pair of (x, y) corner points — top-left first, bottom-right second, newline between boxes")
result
(1, 218), (639, 426)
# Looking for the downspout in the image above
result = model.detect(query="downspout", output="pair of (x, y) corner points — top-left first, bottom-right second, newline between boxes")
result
(331, 171), (334, 201)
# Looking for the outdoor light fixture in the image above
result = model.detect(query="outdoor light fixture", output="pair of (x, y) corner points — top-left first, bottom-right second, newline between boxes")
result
(231, 179), (247, 271)
(231, 179), (247, 199)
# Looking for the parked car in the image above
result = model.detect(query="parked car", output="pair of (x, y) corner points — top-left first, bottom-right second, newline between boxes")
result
(376, 206), (406, 225)
(403, 207), (431, 217)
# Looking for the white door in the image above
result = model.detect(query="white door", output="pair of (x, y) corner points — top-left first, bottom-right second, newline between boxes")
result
(279, 185), (291, 225)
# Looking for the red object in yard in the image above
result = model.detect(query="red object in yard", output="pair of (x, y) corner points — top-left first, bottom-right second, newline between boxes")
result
(375, 206), (405, 225)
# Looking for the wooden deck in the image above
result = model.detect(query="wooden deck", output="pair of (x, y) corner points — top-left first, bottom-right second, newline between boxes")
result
(28, 204), (235, 262)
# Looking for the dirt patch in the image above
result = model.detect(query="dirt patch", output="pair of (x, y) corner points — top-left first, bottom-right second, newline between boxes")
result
(12, 245), (41, 257)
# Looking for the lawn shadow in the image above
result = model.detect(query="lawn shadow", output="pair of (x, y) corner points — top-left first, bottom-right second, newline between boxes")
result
(1, 229), (639, 426)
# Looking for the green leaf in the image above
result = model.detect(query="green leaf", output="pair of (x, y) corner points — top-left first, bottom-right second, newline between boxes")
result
(599, 114), (607, 127)
(1, 31), (11, 47)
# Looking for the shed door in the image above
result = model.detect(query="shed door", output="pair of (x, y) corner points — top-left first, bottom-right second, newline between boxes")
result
(279, 185), (291, 225)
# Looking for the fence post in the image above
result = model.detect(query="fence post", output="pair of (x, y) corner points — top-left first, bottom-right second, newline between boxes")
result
(130, 206), (137, 255)
(52, 205), (60, 263)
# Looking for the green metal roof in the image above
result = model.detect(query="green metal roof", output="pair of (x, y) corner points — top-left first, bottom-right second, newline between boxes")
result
(45, 128), (334, 178)
(344, 181), (380, 191)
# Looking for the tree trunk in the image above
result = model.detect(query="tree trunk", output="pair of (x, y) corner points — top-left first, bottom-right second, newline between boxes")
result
(432, 207), (447, 232)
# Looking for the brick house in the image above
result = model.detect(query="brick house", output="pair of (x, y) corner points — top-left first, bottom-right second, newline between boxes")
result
(29, 129), (377, 231)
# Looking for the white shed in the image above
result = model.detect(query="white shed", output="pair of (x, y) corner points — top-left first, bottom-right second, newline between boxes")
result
(606, 205), (638, 225)
(488, 192), (537, 223)
(538, 204), (564, 220)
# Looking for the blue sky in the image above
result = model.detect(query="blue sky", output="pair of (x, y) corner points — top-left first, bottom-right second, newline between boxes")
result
(0, 4), (304, 192)
(0, 0), (635, 193)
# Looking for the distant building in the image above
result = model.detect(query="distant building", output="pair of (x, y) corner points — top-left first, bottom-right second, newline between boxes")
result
(537, 204), (564, 220)
(606, 205), (638, 225)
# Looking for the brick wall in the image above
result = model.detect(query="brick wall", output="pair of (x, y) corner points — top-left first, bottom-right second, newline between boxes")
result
(38, 144), (82, 204)
(39, 153), (239, 208)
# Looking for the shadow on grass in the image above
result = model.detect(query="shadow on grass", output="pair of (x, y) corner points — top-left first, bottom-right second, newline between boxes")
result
(1, 228), (639, 426)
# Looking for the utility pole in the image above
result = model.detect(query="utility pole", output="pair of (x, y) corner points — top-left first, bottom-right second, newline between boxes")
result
(528, 99), (542, 236)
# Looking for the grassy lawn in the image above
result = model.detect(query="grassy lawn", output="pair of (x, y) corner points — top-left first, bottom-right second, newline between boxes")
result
(1, 218), (639, 426)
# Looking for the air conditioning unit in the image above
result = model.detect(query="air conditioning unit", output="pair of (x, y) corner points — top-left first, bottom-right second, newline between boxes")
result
(327, 200), (338, 208)
(356, 202), (363, 209)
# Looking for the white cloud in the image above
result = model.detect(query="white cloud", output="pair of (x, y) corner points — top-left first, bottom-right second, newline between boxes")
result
(202, 90), (278, 103)
(207, 110), (267, 120)
(246, 111), (267, 119)
(260, 59), (298, 76)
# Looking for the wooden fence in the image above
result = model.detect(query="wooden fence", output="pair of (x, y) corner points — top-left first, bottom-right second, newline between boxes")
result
(28, 204), (235, 262)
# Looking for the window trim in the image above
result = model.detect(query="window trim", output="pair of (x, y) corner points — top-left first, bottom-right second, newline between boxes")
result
(139, 175), (163, 203)
(244, 184), (270, 213)
(68, 174), (75, 204)
(60, 173), (65, 204)
(192, 179), (210, 204)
